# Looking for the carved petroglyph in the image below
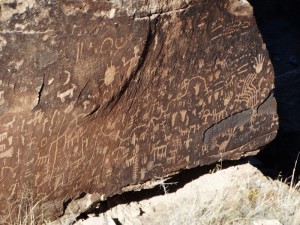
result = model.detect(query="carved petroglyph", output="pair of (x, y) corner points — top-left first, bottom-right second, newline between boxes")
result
(238, 73), (259, 107)
(0, 0), (278, 222)
(4, 117), (16, 129)
(0, 147), (13, 158)
(0, 132), (7, 142)
(0, 144), (6, 152)
(224, 91), (233, 106)
(48, 78), (54, 85)
(253, 54), (265, 74)
(57, 84), (77, 102)
(63, 71), (71, 85)
(152, 144), (167, 161)
(100, 37), (114, 54)
(104, 65), (117, 86)
(76, 42), (84, 62)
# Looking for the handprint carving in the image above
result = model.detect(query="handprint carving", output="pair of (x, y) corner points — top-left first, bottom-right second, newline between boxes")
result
(253, 54), (264, 74)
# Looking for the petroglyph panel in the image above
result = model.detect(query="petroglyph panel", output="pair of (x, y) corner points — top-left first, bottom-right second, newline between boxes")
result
(0, 0), (278, 222)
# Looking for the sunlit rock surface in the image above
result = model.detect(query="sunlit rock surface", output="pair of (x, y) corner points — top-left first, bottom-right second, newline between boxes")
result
(0, 0), (277, 222)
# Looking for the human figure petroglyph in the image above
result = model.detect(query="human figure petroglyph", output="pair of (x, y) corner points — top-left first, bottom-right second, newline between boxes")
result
(199, 109), (211, 125)
(193, 83), (201, 96)
(0, 1), (279, 222)
(184, 136), (192, 149)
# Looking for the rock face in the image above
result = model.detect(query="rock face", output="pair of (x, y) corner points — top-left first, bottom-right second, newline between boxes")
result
(0, 0), (278, 222)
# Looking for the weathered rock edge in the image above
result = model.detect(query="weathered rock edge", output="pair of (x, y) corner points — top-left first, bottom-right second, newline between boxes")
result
(0, 0), (278, 222)
(74, 163), (300, 225)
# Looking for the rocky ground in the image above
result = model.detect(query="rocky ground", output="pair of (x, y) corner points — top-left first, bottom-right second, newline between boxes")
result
(70, 163), (300, 225)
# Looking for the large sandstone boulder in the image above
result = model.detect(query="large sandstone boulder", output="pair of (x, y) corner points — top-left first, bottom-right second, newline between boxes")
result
(0, 0), (278, 222)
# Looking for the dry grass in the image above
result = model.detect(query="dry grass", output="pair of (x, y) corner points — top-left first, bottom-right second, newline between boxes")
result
(13, 187), (51, 225)
(159, 162), (300, 225)
(199, 179), (300, 225)
(14, 157), (300, 225)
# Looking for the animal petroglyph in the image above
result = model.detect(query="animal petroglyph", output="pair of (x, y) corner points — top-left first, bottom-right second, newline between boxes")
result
(0, 0), (278, 223)
(57, 84), (77, 102)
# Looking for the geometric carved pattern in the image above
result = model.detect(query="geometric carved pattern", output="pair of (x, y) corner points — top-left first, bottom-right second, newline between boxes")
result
(0, 0), (278, 222)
